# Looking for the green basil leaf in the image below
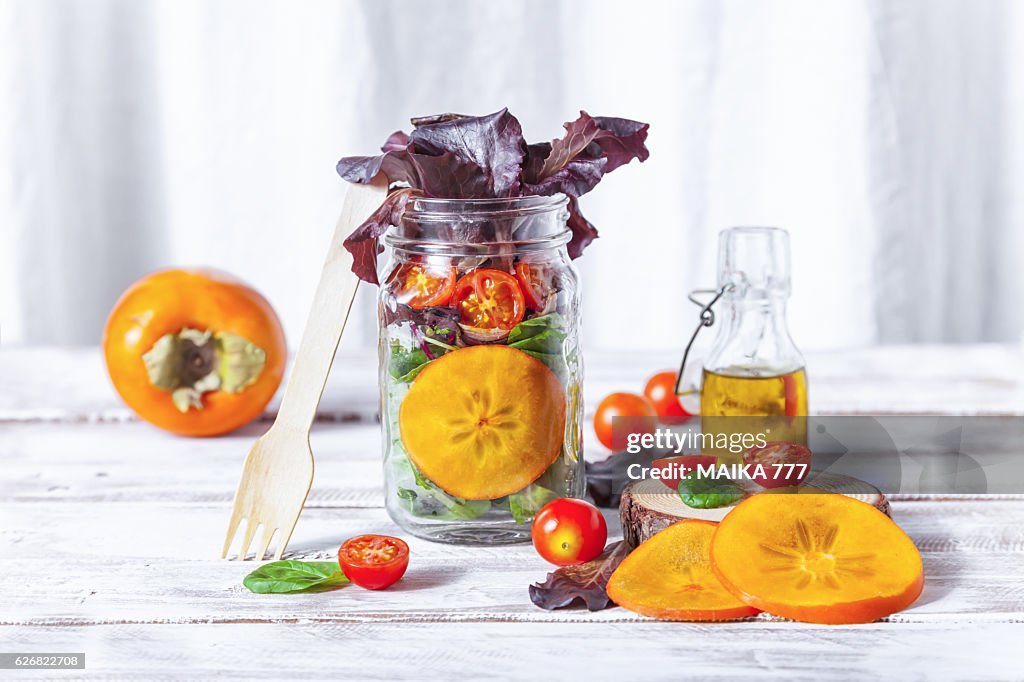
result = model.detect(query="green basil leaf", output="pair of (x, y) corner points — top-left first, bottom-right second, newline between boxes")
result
(243, 560), (349, 594)
(677, 473), (745, 509)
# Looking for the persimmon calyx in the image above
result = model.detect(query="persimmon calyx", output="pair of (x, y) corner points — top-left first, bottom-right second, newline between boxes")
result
(142, 327), (267, 412)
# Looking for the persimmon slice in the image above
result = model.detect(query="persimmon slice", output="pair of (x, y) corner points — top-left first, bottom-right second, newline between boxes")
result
(606, 520), (760, 621)
(398, 345), (565, 500)
(710, 491), (924, 624)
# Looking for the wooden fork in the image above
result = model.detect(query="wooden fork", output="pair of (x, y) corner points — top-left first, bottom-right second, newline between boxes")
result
(222, 176), (388, 561)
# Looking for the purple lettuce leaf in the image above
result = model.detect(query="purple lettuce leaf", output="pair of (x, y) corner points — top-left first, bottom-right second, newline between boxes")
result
(409, 108), (525, 197)
(522, 111), (649, 197)
(337, 149), (490, 200)
(565, 196), (599, 260)
(341, 188), (421, 285)
(528, 541), (631, 611)
(335, 108), (648, 284)
(381, 130), (411, 152)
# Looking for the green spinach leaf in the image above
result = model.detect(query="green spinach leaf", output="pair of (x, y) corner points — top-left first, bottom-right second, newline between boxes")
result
(508, 313), (568, 378)
(509, 484), (558, 524)
(243, 560), (350, 594)
(401, 459), (492, 520)
(677, 473), (744, 509)
(508, 313), (567, 352)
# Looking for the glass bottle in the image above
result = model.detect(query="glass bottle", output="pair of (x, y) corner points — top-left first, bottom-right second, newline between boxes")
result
(378, 195), (584, 545)
(700, 227), (808, 457)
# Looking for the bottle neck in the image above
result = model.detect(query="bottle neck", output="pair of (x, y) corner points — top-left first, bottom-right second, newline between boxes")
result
(704, 293), (804, 377)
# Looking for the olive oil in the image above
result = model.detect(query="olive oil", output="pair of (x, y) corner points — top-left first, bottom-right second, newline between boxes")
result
(701, 367), (808, 462)
(701, 367), (808, 417)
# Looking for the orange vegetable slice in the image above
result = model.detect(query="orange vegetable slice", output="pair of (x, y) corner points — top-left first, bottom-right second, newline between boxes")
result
(606, 520), (760, 621)
(398, 345), (565, 500)
(710, 490), (924, 624)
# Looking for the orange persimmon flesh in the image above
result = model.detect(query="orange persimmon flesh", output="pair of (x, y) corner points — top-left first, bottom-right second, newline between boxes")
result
(607, 520), (760, 621)
(710, 490), (924, 624)
(399, 345), (565, 500)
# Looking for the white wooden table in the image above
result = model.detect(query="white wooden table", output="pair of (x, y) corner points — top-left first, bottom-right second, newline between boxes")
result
(3, 345), (1024, 680)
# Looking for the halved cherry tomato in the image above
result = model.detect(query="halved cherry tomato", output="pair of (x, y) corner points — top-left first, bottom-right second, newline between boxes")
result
(743, 441), (812, 488)
(452, 269), (525, 330)
(532, 498), (608, 566)
(388, 262), (457, 309)
(515, 262), (554, 311)
(593, 392), (656, 451)
(643, 371), (694, 425)
(651, 455), (719, 492)
(338, 534), (410, 590)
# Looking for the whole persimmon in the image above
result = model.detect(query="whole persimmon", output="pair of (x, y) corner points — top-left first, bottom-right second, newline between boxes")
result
(103, 268), (286, 436)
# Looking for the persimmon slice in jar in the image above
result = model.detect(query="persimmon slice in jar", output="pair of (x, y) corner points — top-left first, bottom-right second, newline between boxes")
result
(710, 491), (924, 624)
(388, 261), (457, 309)
(398, 345), (565, 500)
(453, 269), (526, 330)
(606, 519), (759, 621)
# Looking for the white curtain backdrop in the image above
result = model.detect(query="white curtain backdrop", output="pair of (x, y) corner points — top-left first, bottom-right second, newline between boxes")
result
(2, 0), (1023, 353)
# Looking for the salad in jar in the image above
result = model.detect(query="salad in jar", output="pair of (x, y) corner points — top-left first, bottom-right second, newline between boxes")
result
(336, 109), (649, 543)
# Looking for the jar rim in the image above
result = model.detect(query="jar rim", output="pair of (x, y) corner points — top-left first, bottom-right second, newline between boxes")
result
(386, 193), (571, 255)
(402, 193), (569, 221)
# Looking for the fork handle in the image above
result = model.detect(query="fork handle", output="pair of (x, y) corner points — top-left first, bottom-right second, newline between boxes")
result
(274, 177), (389, 434)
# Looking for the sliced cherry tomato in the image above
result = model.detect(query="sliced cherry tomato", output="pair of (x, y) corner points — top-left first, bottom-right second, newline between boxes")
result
(743, 441), (812, 488)
(531, 498), (608, 566)
(338, 534), (410, 590)
(452, 269), (525, 330)
(388, 262), (457, 309)
(643, 371), (694, 425)
(593, 392), (656, 452)
(515, 262), (554, 311)
(651, 455), (719, 492)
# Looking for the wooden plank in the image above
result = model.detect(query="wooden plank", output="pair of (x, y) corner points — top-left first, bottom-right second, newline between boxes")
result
(2, 502), (1022, 626)
(4, 420), (1020, 506)
(3, 345), (1024, 423)
(2, 622), (1021, 681)
(0, 421), (385, 507)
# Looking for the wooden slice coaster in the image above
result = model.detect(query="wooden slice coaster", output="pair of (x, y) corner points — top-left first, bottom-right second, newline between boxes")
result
(619, 472), (890, 548)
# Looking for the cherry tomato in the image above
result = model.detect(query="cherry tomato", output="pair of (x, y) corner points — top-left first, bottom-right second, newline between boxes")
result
(643, 371), (694, 425)
(651, 455), (719, 491)
(783, 374), (801, 417)
(515, 262), (554, 311)
(338, 534), (410, 590)
(531, 498), (608, 566)
(593, 392), (656, 452)
(452, 269), (526, 330)
(743, 441), (812, 488)
(388, 261), (457, 309)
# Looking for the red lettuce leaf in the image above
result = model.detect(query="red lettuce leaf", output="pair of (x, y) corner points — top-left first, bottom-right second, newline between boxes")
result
(381, 130), (411, 152)
(566, 197), (598, 259)
(341, 188), (421, 285)
(528, 541), (631, 611)
(409, 108), (524, 198)
(522, 111), (649, 197)
(335, 108), (649, 284)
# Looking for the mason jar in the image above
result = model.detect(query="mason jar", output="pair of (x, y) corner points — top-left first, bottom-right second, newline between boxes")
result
(378, 194), (584, 544)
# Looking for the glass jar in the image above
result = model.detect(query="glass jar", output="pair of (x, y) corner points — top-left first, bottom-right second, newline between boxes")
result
(700, 227), (808, 456)
(378, 195), (585, 545)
